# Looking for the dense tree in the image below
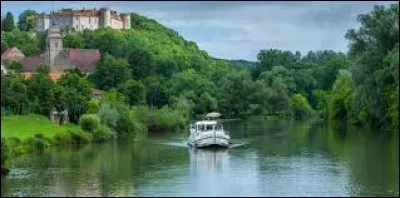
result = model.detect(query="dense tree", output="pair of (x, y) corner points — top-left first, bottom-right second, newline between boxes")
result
(291, 93), (313, 120)
(89, 53), (131, 90)
(345, 4), (399, 131)
(1, 75), (29, 115)
(63, 33), (85, 48)
(128, 47), (155, 80)
(1, 29), (41, 56)
(57, 73), (93, 123)
(26, 72), (55, 116)
(3, 12), (15, 31)
(118, 79), (146, 106)
(17, 10), (37, 31)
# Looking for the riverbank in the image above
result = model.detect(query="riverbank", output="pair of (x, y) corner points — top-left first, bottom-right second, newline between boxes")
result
(1, 114), (112, 174)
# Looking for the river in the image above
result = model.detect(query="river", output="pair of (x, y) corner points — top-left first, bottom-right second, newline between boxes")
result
(1, 117), (399, 197)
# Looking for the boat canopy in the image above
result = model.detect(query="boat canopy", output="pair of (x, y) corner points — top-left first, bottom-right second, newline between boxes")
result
(195, 120), (217, 125)
(206, 112), (221, 118)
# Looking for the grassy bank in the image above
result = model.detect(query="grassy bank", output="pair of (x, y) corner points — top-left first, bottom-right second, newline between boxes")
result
(1, 114), (81, 140)
(1, 114), (102, 165)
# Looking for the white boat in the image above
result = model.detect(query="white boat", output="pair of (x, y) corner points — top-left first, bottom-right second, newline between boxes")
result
(187, 112), (230, 148)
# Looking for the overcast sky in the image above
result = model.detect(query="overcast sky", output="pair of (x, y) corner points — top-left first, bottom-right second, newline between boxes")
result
(1, 1), (396, 61)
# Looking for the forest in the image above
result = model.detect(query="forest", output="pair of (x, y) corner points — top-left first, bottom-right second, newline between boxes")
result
(1, 3), (399, 140)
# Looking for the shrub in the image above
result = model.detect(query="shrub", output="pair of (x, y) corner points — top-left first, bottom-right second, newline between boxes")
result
(291, 93), (313, 120)
(24, 136), (49, 152)
(93, 125), (112, 142)
(79, 114), (100, 132)
(85, 99), (100, 114)
(98, 102), (119, 129)
(68, 130), (91, 144)
(53, 133), (72, 145)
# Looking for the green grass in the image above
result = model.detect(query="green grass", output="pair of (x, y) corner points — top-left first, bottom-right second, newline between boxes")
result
(1, 114), (80, 140)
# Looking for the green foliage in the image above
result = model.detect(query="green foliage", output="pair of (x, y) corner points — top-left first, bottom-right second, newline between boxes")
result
(291, 93), (313, 120)
(131, 106), (189, 133)
(93, 125), (112, 142)
(115, 107), (146, 137)
(98, 102), (120, 129)
(144, 76), (169, 108)
(1, 75), (29, 115)
(4, 60), (23, 73)
(101, 89), (127, 107)
(344, 4), (399, 131)
(17, 10), (37, 31)
(63, 33), (85, 48)
(3, 12), (15, 31)
(128, 47), (155, 80)
(26, 72), (55, 116)
(85, 99), (100, 114)
(57, 73), (93, 123)
(89, 53), (131, 90)
(327, 70), (353, 125)
(79, 114), (100, 133)
(118, 79), (146, 105)
(217, 70), (254, 117)
(1, 29), (41, 56)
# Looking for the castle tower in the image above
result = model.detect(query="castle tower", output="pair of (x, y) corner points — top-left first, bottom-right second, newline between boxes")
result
(121, 13), (131, 30)
(100, 7), (111, 28)
(45, 27), (63, 67)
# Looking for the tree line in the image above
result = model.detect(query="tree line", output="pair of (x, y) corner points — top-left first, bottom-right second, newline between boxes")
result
(1, 4), (398, 135)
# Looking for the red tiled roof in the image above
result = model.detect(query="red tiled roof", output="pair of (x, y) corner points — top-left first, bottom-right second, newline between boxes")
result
(20, 55), (45, 72)
(53, 10), (101, 17)
(66, 49), (100, 73)
(1, 47), (25, 62)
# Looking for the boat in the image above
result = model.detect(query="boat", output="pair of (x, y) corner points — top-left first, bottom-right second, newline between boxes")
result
(187, 112), (230, 148)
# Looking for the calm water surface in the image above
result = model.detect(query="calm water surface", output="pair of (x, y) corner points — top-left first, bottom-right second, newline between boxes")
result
(1, 117), (399, 197)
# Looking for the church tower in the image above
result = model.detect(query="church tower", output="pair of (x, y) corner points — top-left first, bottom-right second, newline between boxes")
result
(45, 27), (63, 67)
(45, 3), (63, 69)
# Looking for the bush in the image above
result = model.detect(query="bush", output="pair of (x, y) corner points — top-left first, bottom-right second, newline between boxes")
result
(93, 125), (112, 142)
(85, 99), (100, 114)
(131, 106), (189, 133)
(79, 114), (100, 132)
(291, 93), (313, 120)
(53, 133), (72, 145)
(68, 130), (91, 144)
(24, 136), (49, 152)
(98, 102), (119, 129)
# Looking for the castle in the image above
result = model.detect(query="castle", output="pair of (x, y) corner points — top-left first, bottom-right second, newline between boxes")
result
(36, 7), (131, 32)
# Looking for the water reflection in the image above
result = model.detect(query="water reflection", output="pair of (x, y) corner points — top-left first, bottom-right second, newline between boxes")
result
(189, 148), (229, 174)
(1, 117), (399, 197)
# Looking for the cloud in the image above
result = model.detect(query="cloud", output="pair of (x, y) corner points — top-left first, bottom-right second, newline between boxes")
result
(1, 1), (396, 61)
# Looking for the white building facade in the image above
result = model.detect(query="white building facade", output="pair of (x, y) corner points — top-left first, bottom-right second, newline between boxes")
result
(36, 8), (131, 32)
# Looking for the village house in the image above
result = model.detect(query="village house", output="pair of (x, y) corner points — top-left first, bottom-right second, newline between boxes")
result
(1, 26), (102, 124)
(1, 26), (100, 80)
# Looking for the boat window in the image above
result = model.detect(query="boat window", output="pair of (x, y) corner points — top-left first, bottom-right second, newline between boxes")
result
(206, 125), (213, 131)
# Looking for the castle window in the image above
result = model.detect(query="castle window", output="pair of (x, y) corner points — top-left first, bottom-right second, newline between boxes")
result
(55, 42), (58, 49)
(89, 18), (91, 23)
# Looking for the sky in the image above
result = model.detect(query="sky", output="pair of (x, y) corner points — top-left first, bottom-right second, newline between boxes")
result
(1, 1), (396, 61)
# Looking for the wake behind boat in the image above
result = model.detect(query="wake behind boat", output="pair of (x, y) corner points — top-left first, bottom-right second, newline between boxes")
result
(187, 112), (230, 149)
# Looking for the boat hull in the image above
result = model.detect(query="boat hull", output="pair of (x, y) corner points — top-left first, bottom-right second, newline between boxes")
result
(188, 137), (230, 148)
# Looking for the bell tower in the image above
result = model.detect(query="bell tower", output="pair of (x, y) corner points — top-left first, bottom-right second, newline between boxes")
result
(45, 1), (63, 68)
